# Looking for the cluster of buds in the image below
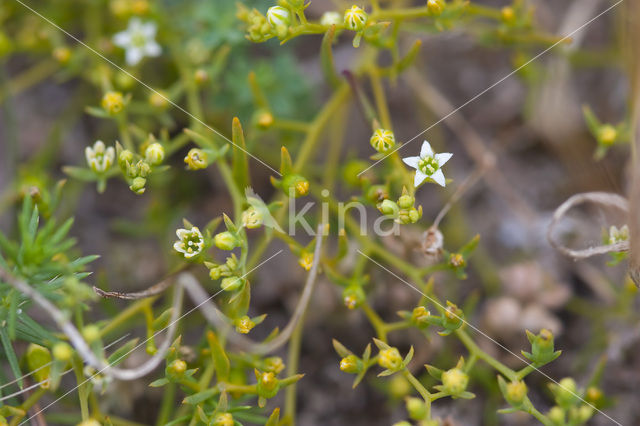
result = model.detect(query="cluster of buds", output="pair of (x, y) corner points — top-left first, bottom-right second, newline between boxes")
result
(271, 147), (310, 198)
(110, 0), (151, 18)
(546, 378), (595, 425)
(116, 138), (165, 194)
(206, 255), (236, 279)
(237, 3), (293, 42)
(297, 251), (314, 271)
(377, 187), (423, 225)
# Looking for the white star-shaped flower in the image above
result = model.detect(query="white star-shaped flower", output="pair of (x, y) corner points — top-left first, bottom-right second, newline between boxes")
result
(113, 18), (161, 66)
(173, 226), (204, 258)
(402, 141), (452, 187)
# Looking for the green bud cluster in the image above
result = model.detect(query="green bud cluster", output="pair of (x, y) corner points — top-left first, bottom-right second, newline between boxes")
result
(377, 187), (422, 225)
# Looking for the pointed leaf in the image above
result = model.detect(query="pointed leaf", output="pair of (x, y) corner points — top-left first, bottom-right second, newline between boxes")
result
(232, 117), (250, 191)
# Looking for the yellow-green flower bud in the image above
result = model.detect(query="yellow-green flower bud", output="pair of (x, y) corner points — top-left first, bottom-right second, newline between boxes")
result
(340, 354), (361, 374)
(26, 344), (52, 387)
(411, 306), (430, 326)
(344, 5), (368, 31)
(598, 124), (617, 146)
(52, 342), (73, 362)
(398, 194), (415, 210)
(194, 69), (209, 85)
(209, 266), (222, 280)
(505, 380), (527, 406)
(221, 276), (243, 292)
(184, 148), (208, 170)
(256, 110), (274, 129)
(370, 128), (396, 153)
(267, 6), (291, 38)
(554, 378), (578, 408)
(449, 253), (465, 268)
(547, 406), (564, 424)
(257, 371), (279, 398)
(235, 315), (255, 334)
(342, 285), (365, 309)
(378, 347), (403, 371)
(167, 359), (187, 376)
(149, 91), (169, 109)
(101, 91), (125, 115)
(264, 357), (285, 374)
(298, 251), (314, 271)
(211, 413), (234, 426)
(53, 47), (71, 64)
(441, 368), (468, 395)
(406, 397), (427, 421)
(144, 142), (165, 165)
(77, 420), (101, 426)
(427, 0), (445, 16)
(501, 6), (515, 23)
(242, 206), (263, 229)
(82, 325), (101, 343)
(119, 149), (134, 168)
(585, 386), (603, 405)
(282, 174), (310, 198)
(378, 199), (399, 216)
(214, 231), (239, 250)
(129, 176), (147, 194)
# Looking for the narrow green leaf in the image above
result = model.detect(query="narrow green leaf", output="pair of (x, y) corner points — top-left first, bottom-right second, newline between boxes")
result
(206, 331), (230, 381)
(0, 328), (23, 389)
(107, 338), (140, 365)
(231, 117), (250, 191)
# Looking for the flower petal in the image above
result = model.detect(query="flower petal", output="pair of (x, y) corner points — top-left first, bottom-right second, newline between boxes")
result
(402, 156), (420, 169)
(420, 141), (433, 158)
(145, 41), (161, 57)
(141, 22), (157, 38)
(431, 169), (446, 187)
(176, 228), (187, 239)
(435, 152), (453, 167)
(113, 31), (131, 48)
(173, 241), (185, 253)
(125, 47), (144, 66)
(414, 170), (428, 187)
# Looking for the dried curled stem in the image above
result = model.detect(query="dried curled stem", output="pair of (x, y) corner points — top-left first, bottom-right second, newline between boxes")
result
(92, 225), (324, 355)
(182, 225), (324, 355)
(548, 191), (629, 258)
(0, 266), (183, 381)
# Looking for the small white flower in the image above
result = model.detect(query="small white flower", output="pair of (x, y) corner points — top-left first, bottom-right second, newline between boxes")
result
(173, 226), (205, 258)
(85, 140), (115, 173)
(402, 141), (452, 187)
(113, 18), (161, 66)
(321, 11), (342, 26)
(266, 6), (291, 29)
(608, 225), (629, 245)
